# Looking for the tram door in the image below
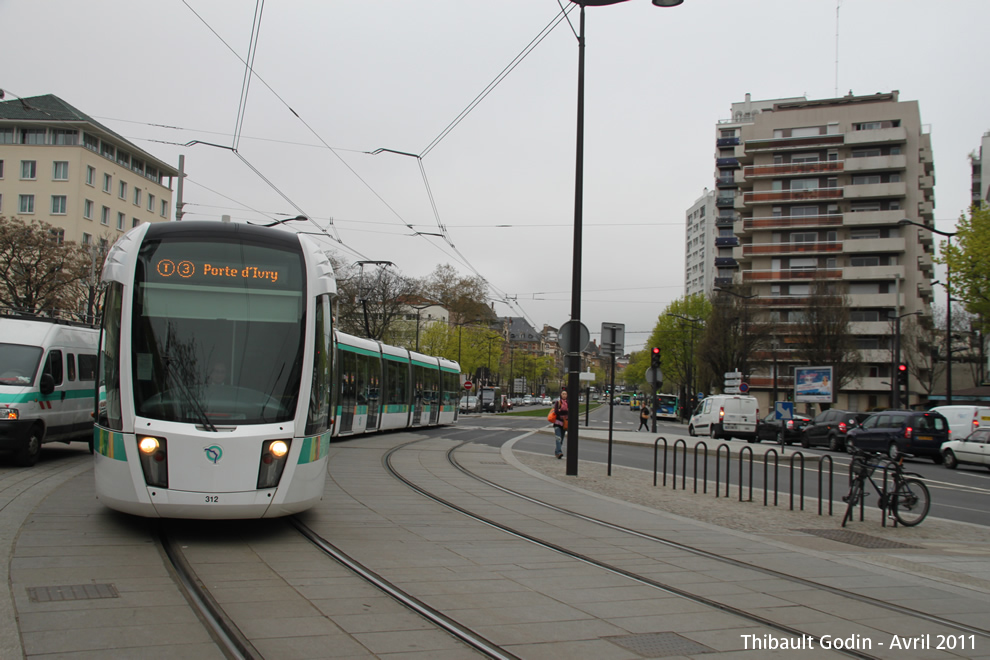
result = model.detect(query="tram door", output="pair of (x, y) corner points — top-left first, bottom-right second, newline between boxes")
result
(366, 366), (380, 431)
(339, 351), (356, 433)
(428, 371), (440, 424)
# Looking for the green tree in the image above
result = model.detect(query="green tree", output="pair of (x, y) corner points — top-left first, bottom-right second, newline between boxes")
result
(939, 204), (990, 329)
(644, 294), (712, 400)
(0, 216), (91, 317)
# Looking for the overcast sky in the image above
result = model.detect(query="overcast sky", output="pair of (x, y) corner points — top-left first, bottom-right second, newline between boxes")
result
(3, 0), (986, 352)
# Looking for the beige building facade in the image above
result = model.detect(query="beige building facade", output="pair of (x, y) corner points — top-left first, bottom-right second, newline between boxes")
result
(718, 91), (936, 412)
(0, 95), (178, 251)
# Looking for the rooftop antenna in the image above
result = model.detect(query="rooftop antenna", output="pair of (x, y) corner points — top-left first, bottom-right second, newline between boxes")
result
(834, 0), (842, 97)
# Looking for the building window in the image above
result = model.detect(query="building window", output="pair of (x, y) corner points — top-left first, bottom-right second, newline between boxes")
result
(20, 128), (46, 144)
(0, 128), (13, 144)
(132, 218), (140, 228)
(118, 181), (127, 199)
(133, 188), (141, 206)
(0, 159), (4, 178)
(21, 160), (36, 180)
(854, 122), (882, 131)
(103, 173), (112, 193)
(52, 161), (69, 181)
(101, 143), (115, 160)
(83, 133), (99, 152)
(51, 129), (78, 145)
(852, 175), (881, 185)
(50, 229), (65, 244)
(791, 232), (817, 243)
(0, 194), (2, 212)
(86, 165), (95, 186)
(147, 193), (155, 212)
(850, 256), (881, 267)
(117, 212), (125, 230)
(852, 148), (881, 158)
(83, 199), (94, 219)
(101, 206), (110, 225)
(82, 232), (92, 246)
(160, 200), (168, 218)
(51, 195), (67, 215)
(19, 195), (35, 214)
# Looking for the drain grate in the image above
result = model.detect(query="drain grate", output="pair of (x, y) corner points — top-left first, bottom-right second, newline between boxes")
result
(606, 632), (713, 657)
(795, 529), (921, 549)
(27, 584), (119, 603)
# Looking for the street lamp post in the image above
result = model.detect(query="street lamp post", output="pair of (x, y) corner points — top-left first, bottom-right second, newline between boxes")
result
(898, 219), (957, 404)
(564, 0), (684, 477)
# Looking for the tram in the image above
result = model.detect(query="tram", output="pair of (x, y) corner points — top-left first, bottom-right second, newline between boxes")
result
(93, 221), (460, 519)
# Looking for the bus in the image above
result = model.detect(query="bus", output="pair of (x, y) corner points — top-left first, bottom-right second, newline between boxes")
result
(655, 394), (680, 421)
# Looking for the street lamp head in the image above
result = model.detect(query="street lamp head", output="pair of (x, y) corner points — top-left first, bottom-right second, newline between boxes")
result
(652, 0), (684, 5)
(570, 0), (683, 6)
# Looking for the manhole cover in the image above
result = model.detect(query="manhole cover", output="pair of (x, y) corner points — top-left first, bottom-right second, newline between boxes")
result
(796, 529), (921, 549)
(606, 632), (713, 657)
(27, 584), (119, 602)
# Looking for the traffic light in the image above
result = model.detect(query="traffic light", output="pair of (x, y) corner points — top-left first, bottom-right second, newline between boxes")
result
(897, 363), (908, 386)
(651, 347), (661, 369)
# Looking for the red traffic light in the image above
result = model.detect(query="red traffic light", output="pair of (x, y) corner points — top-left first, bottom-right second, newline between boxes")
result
(897, 363), (908, 373)
(652, 347), (660, 355)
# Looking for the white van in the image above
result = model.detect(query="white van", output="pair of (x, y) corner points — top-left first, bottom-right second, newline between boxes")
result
(688, 395), (759, 441)
(930, 405), (990, 440)
(0, 317), (99, 466)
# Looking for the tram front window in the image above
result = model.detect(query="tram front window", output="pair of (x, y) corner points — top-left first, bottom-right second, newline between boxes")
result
(131, 237), (305, 426)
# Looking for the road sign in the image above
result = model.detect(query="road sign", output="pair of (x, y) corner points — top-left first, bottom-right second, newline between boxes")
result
(724, 387), (741, 394)
(724, 371), (742, 379)
(645, 367), (663, 386)
(579, 371), (596, 382)
(738, 382), (749, 393)
(559, 320), (590, 354)
(463, 381), (473, 390)
(601, 322), (625, 356)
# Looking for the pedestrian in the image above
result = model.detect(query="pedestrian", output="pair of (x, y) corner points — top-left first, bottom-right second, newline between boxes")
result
(552, 389), (568, 459)
(638, 401), (651, 431)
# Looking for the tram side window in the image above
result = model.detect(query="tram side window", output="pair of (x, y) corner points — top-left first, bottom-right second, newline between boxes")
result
(305, 295), (333, 435)
(385, 359), (408, 409)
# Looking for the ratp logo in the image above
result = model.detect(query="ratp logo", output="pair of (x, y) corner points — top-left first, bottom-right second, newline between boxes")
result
(204, 445), (223, 464)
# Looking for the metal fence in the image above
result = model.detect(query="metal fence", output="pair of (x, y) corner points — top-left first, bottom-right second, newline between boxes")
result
(653, 437), (838, 518)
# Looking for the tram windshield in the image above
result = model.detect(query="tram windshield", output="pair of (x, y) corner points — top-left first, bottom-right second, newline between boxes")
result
(131, 235), (306, 425)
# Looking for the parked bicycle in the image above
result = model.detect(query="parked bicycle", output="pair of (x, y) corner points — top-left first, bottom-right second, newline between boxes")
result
(842, 446), (931, 527)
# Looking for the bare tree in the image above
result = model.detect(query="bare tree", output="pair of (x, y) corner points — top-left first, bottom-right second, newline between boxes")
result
(419, 263), (494, 324)
(697, 289), (772, 389)
(0, 216), (91, 317)
(791, 277), (861, 407)
(900, 313), (944, 397)
(326, 255), (420, 341)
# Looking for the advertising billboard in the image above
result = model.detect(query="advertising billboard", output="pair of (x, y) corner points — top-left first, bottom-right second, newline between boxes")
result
(794, 366), (833, 403)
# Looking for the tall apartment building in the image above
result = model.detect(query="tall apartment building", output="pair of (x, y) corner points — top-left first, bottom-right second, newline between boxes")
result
(0, 94), (178, 251)
(717, 91), (936, 412)
(684, 188), (715, 297)
(972, 131), (990, 207)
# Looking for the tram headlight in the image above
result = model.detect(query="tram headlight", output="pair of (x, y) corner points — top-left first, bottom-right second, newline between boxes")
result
(137, 436), (168, 488)
(257, 439), (291, 489)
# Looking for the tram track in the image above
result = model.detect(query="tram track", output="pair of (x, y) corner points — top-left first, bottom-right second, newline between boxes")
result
(156, 514), (516, 660)
(381, 437), (990, 660)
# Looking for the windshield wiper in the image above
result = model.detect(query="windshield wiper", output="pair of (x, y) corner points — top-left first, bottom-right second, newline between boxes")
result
(162, 354), (218, 433)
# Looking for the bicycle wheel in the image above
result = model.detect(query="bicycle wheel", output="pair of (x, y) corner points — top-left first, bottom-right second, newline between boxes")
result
(891, 478), (930, 527)
(842, 482), (863, 527)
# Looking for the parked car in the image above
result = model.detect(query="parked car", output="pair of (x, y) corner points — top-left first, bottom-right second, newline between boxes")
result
(845, 410), (950, 463)
(941, 427), (990, 470)
(756, 412), (812, 445)
(459, 395), (478, 412)
(522, 395), (533, 406)
(801, 409), (870, 451)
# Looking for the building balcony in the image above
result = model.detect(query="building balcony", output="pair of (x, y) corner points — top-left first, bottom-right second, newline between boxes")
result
(848, 293), (905, 308)
(714, 257), (738, 267)
(917, 252), (933, 274)
(753, 296), (811, 307)
(743, 188), (843, 205)
(844, 154), (907, 172)
(742, 268), (842, 282)
(744, 133), (844, 153)
(743, 214), (843, 231)
(842, 265), (904, 281)
(842, 209), (905, 227)
(716, 195), (736, 208)
(716, 214), (736, 227)
(743, 241), (842, 256)
(743, 160), (843, 179)
(716, 157), (739, 168)
(714, 277), (734, 288)
(851, 376), (892, 392)
(918, 200), (934, 217)
(844, 181), (908, 199)
(844, 237), (906, 254)
(918, 279), (933, 300)
(716, 137), (740, 147)
(715, 236), (739, 248)
(849, 321), (893, 336)
(716, 177), (739, 189)
(844, 126), (907, 146)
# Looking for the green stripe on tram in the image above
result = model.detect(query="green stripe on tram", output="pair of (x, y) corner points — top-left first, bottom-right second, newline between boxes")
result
(95, 427), (128, 461)
(297, 432), (331, 464)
